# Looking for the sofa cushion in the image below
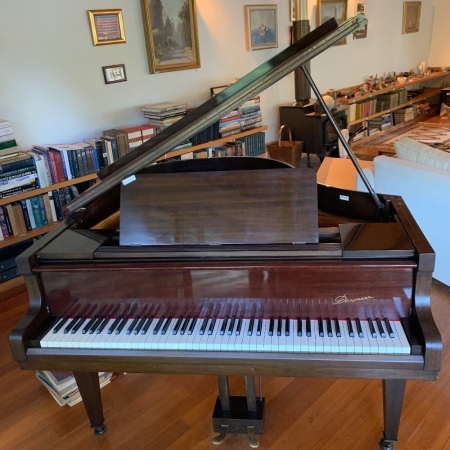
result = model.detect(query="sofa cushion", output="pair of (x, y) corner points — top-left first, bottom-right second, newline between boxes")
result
(394, 137), (450, 172)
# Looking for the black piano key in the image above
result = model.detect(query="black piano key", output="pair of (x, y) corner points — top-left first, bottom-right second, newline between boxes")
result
(173, 317), (183, 335)
(297, 317), (302, 336)
(142, 317), (154, 334)
(53, 317), (68, 333)
(318, 317), (324, 337)
(277, 317), (282, 336)
(220, 317), (228, 335)
(256, 318), (263, 336)
(334, 318), (341, 337)
(376, 318), (386, 337)
(355, 318), (364, 337)
(127, 317), (139, 335)
(63, 318), (78, 334)
(188, 317), (197, 335)
(346, 318), (354, 337)
(108, 317), (121, 334)
(116, 317), (128, 334)
(248, 318), (255, 336)
(180, 316), (191, 335)
(368, 318), (376, 337)
(228, 317), (236, 335)
(268, 317), (274, 336)
(161, 317), (172, 335)
(236, 317), (243, 335)
(82, 317), (96, 334)
(306, 318), (311, 337)
(97, 317), (110, 334)
(284, 317), (290, 336)
(200, 318), (209, 335)
(72, 317), (86, 334)
(208, 317), (217, 335)
(384, 318), (395, 338)
(326, 318), (333, 337)
(153, 317), (165, 335)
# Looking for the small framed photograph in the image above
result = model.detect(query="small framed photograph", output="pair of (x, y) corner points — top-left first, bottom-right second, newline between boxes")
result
(317, 0), (348, 45)
(88, 9), (126, 46)
(402, 1), (421, 34)
(140, 0), (201, 74)
(102, 64), (127, 84)
(244, 5), (278, 51)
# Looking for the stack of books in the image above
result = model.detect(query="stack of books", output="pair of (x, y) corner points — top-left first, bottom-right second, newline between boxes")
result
(36, 370), (114, 407)
(141, 101), (188, 130)
(0, 119), (18, 153)
(238, 96), (262, 132)
(393, 106), (415, 124)
(0, 152), (39, 199)
(367, 113), (393, 134)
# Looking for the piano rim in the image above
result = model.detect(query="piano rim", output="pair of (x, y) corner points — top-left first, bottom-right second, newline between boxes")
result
(22, 348), (437, 381)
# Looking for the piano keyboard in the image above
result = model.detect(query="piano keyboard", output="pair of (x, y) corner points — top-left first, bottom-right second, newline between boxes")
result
(41, 315), (411, 355)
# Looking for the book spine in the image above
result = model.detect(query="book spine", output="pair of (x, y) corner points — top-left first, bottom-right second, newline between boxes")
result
(20, 200), (33, 231)
(0, 205), (10, 238)
(0, 157), (35, 174)
(25, 199), (37, 228)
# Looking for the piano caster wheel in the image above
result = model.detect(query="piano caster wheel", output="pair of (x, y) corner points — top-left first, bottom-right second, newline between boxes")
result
(379, 438), (395, 450)
(212, 425), (228, 445)
(247, 426), (259, 449)
(93, 424), (107, 435)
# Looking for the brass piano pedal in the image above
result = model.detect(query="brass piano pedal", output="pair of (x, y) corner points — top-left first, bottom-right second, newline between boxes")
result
(247, 426), (259, 448)
(212, 425), (228, 445)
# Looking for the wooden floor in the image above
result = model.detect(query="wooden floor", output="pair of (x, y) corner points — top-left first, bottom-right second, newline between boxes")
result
(1, 282), (449, 450)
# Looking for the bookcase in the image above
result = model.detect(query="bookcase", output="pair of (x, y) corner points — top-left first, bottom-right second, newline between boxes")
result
(0, 125), (267, 293)
(337, 71), (450, 141)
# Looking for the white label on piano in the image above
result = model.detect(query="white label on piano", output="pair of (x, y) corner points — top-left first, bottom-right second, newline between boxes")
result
(122, 175), (136, 185)
(339, 194), (350, 201)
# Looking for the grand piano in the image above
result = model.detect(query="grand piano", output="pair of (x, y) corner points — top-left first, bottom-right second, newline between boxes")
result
(9, 14), (442, 450)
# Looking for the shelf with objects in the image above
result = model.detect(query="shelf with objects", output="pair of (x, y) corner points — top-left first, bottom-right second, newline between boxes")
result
(335, 70), (450, 146)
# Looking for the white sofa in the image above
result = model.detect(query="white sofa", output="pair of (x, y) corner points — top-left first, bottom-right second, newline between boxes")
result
(356, 137), (450, 286)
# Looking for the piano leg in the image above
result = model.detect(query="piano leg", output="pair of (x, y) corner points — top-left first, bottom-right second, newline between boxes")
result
(73, 371), (106, 435)
(379, 379), (406, 450)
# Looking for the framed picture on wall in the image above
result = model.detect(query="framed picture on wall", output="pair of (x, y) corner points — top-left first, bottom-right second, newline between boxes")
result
(402, 1), (421, 34)
(244, 5), (278, 51)
(88, 9), (126, 46)
(140, 0), (201, 74)
(317, 0), (348, 45)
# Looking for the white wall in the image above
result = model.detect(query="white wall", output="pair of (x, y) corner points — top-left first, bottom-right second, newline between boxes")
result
(429, 0), (450, 66)
(0, 0), (442, 149)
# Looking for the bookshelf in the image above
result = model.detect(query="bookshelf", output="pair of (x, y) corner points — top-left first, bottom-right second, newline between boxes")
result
(337, 71), (450, 140)
(0, 173), (98, 250)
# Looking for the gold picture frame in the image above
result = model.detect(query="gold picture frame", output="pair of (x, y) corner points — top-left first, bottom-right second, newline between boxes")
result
(140, 0), (201, 74)
(88, 9), (126, 46)
(402, 1), (421, 34)
(244, 5), (278, 51)
(317, 0), (348, 45)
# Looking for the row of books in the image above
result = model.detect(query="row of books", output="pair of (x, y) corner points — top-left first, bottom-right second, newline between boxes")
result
(179, 140), (246, 160)
(35, 370), (114, 407)
(345, 89), (409, 122)
(0, 185), (80, 239)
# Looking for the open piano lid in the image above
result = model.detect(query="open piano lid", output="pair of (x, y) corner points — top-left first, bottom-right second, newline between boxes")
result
(64, 14), (368, 218)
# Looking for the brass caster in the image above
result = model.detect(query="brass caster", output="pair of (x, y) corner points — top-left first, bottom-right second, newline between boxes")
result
(247, 426), (259, 448)
(212, 425), (228, 445)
